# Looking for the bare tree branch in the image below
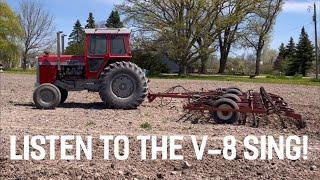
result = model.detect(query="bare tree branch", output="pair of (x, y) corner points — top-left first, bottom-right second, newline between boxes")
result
(18, 0), (55, 69)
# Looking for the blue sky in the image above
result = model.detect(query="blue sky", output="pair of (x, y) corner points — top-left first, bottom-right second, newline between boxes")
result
(274, 0), (319, 49)
(6, 0), (320, 52)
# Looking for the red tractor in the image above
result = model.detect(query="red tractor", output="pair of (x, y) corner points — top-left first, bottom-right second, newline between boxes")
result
(33, 28), (148, 109)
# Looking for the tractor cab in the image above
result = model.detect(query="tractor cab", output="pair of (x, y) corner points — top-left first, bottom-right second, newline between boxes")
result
(34, 28), (148, 110)
(84, 28), (131, 79)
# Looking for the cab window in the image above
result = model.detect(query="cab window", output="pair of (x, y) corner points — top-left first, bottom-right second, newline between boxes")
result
(89, 35), (107, 55)
(111, 35), (125, 55)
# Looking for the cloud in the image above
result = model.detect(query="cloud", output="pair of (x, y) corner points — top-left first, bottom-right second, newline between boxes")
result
(282, 2), (313, 13)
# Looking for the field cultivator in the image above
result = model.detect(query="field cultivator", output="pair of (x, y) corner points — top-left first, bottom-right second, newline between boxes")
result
(148, 86), (306, 129)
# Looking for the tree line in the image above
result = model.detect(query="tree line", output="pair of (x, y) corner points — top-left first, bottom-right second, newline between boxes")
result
(115, 0), (284, 75)
(65, 0), (286, 76)
(274, 27), (315, 76)
(65, 10), (124, 55)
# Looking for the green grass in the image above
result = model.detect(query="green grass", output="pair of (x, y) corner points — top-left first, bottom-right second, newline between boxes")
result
(85, 121), (96, 127)
(3, 68), (36, 75)
(150, 74), (320, 86)
(140, 122), (152, 130)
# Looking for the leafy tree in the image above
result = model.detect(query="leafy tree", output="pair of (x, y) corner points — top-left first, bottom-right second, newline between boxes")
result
(18, 0), (55, 69)
(64, 43), (84, 56)
(295, 27), (315, 76)
(132, 50), (168, 75)
(85, 12), (96, 28)
(0, 1), (23, 68)
(65, 20), (85, 55)
(243, 0), (284, 75)
(105, 10), (123, 28)
(118, 0), (228, 75)
(217, 0), (259, 74)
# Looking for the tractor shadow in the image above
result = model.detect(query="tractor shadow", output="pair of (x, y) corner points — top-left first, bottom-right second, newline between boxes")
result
(59, 102), (106, 110)
(13, 102), (107, 110)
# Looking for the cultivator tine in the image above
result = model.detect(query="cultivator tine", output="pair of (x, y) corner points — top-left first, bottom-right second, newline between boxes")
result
(177, 111), (195, 123)
(263, 116), (270, 126)
(251, 114), (260, 128)
(295, 119), (307, 129)
(177, 113), (189, 122)
(278, 115), (287, 129)
(238, 113), (247, 125)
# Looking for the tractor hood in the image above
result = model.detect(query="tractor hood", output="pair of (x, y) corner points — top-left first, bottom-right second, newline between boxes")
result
(38, 54), (85, 66)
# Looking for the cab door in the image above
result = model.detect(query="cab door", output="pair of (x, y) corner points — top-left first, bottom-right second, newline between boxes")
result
(86, 34), (108, 79)
(110, 34), (131, 59)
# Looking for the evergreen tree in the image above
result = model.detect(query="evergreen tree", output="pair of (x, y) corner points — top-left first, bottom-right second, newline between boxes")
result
(285, 37), (298, 76)
(65, 20), (85, 55)
(105, 10), (123, 28)
(68, 20), (85, 45)
(285, 37), (296, 57)
(274, 43), (286, 72)
(295, 27), (315, 76)
(278, 43), (286, 59)
(85, 12), (96, 28)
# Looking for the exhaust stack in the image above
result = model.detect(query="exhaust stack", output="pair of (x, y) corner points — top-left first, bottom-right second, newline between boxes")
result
(61, 34), (66, 55)
(57, 31), (63, 71)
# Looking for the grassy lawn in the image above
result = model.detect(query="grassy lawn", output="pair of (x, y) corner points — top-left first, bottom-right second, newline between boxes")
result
(150, 74), (320, 86)
(3, 69), (319, 86)
(3, 68), (36, 75)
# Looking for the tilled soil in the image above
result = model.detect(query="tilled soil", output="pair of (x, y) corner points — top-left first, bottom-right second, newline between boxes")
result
(0, 73), (320, 179)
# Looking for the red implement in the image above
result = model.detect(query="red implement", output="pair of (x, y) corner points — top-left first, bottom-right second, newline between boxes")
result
(148, 86), (304, 128)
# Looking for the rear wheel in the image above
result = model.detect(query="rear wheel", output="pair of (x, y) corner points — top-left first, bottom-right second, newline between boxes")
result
(59, 88), (68, 104)
(211, 98), (240, 124)
(99, 61), (148, 109)
(33, 84), (61, 109)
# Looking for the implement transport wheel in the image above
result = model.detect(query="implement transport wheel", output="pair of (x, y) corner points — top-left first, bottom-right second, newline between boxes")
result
(222, 93), (241, 102)
(99, 61), (148, 109)
(59, 88), (68, 104)
(226, 88), (243, 96)
(33, 83), (61, 109)
(227, 86), (241, 92)
(211, 98), (240, 124)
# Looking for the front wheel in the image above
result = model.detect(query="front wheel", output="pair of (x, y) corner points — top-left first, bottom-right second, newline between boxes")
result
(33, 84), (61, 109)
(99, 62), (148, 109)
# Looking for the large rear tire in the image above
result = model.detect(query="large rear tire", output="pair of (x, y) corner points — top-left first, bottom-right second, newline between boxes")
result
(33, 84), (61, 109)
(99, 61), (148, 109)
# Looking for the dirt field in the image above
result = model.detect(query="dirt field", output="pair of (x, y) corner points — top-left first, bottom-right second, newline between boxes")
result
(1, 73), (320, 179)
